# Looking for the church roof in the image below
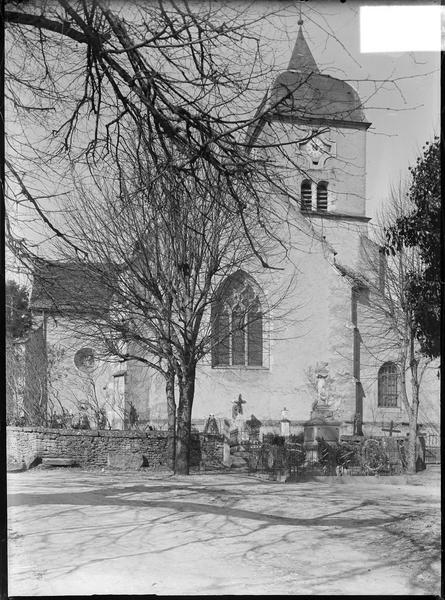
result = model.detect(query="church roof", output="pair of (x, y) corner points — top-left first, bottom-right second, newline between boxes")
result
(30, 260), (114, 315)
(335, 262), (370, 288)
(266, 25), (368, 124)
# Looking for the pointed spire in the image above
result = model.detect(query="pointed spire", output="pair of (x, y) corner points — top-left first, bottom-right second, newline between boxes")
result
(287, 23), (320, 74)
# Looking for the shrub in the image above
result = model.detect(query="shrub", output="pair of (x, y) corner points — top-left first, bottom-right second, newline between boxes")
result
(263, 433), (285, 446)
(335, 440), (361, 468)
(360, 438), (390, 474)
(288, 432), (304, 444)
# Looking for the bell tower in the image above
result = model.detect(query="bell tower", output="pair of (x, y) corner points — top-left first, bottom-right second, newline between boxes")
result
(250, 19), (371, 224)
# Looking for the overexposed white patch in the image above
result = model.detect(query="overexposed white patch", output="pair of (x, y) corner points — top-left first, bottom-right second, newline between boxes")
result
(360, 5), (442, 52)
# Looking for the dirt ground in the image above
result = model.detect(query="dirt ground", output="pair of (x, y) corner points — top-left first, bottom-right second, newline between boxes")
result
(7, 467), (441, 596)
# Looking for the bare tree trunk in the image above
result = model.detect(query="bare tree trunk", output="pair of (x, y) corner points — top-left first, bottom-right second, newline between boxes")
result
(174, 365), (196, 475)
(166, 367), (176, 471)
(398, 348), (415, 473)
(407, 323), (419, 473)
(407, 406), (418, 474)
(407, 341), (420, 474)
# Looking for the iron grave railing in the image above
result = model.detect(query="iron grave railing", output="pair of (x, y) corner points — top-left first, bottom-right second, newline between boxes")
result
(238, 434), (416, 478)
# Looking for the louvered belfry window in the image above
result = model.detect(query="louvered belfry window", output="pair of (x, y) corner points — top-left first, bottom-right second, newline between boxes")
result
(317, 181), (328, 211)
(212, 272), (264, 368)
(301, 180), (312, 211)
(378, 362), (398, 407)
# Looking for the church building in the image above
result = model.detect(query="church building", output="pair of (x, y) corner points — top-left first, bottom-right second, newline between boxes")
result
(28, 22), (439, 437)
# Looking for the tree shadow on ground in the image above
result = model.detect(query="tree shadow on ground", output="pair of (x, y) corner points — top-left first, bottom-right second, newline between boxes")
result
(8, 480), (441, 596)
(8, 486), (412, 529)
(374, 511), (441, 594)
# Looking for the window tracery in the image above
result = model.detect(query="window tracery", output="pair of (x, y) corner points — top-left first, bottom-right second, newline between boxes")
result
(212, 273), (264, 368)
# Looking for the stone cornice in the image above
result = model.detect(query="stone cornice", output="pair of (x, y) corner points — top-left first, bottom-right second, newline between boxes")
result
(266, 112), (372, 131)
(302, 210), (371, 222)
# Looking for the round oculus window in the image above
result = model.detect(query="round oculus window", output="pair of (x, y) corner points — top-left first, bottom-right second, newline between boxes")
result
(74, 347), (96, 372)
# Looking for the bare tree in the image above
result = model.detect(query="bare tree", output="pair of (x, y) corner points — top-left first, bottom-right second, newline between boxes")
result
(6, 339), (26, 426)
(4, 0), (299, 268)
(358, 185), (435, 473)
(40, 135), (290, 473)
(5, 1), (376, 272)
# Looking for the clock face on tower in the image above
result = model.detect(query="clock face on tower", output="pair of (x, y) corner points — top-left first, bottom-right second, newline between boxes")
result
(299, 130), (335, 168)
(306, 139), (323, 162)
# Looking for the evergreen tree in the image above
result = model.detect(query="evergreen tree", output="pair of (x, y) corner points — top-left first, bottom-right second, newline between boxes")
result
(6, 280), (32, 339)
(385, 138), (440, 359)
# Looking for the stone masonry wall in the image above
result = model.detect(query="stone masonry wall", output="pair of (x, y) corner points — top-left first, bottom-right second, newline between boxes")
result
(7, 427), (224, 470)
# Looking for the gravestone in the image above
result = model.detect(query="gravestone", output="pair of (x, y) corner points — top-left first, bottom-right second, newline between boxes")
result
(222, 419), (231, 466)
(231, 394), (247, 443)
(246, 414), (262, 441)
(204, 414), (219, 435)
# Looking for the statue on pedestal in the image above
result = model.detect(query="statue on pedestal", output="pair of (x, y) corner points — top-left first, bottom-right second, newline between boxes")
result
(281, 407), (289, 421)
(316, 363), (329, 407)
(310, 362), (334, 420)
(280, 407), (290, 438)
(304, 362), (341, 463)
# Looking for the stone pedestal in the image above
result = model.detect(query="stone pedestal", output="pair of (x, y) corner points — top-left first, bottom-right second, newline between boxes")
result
(237, 416), (248, 443)
(222, 419), (231, 467)
(230, 414), (248, 445)
(280, 419), (290, 439)
(303, 404), (341, 465)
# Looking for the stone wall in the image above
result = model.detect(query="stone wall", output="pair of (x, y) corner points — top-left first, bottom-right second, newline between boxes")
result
(7, 427), (224, 470)
(190, 433), (225, 468)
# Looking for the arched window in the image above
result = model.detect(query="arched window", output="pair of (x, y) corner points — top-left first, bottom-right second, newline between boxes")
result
(378, 362), (398, 407)
(317, 181), (328, 211)
(212, 272), (264, 368)
(301, 180), (312, 211)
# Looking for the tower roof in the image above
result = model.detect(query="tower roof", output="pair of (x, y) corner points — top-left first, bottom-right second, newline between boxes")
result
(265, 22), (369, 125)
(287, 25), (320, 74)
(246, 20), (371, 148)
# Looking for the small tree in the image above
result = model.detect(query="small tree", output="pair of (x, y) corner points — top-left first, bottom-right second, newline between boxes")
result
(359, 185), (436, 473)
(6, 280), (32, 424)
(6, 342), (26, 426)
(385, 138), (440, 359)
(6, 280), (32, 340)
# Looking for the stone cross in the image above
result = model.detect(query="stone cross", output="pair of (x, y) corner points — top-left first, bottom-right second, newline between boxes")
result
(232, 394), (246, 420)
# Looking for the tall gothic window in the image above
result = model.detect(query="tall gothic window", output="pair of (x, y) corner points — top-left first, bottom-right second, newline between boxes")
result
(378, 362), (398, 407)
(212, 272), (264, 368)
(317, 181), (328, 211)
(301, 180), (312, 211)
